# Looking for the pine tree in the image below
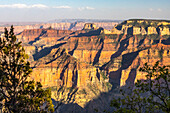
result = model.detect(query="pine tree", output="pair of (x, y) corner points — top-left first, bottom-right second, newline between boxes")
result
(111, 61), (170, 113)
(0, 26), (54, 113)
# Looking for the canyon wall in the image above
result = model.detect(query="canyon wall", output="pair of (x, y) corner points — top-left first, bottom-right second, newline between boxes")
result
(17, 19), (170, 89)
(104, 19), (170, 36)
(27, 46), (111, 107)
(14, 19), (170, 111)
(0, 22), (117, 35)
(63, 32), (170, 87)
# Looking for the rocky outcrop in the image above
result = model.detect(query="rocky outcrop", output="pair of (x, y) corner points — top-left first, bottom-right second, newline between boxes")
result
(159, 27), (170, 35)
(17, 29), (73, 46)
(105, 19), (170, 35)
(23, 44), (36, 61)
(27, 47), (111, 107)
(65, 33), (170, 85)
(20, 21), (170, 89)
(83, 23), (97, 30)
(30, 48), (95, 88)
(15, 19), (170, 112)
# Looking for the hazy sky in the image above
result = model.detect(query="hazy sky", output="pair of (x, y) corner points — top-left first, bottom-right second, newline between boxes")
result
(0, 0), (170, 22)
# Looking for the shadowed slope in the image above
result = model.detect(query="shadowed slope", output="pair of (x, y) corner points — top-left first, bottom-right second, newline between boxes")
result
(33, 42), (66, 61)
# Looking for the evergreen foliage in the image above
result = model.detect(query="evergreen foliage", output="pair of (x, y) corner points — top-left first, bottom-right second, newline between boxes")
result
(0, 26), (54, 113)
(111, 61), (170, 113)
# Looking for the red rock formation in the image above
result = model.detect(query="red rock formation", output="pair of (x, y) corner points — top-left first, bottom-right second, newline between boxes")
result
(14, 20), (170, 110)
(17, 29), (73, 45)
(0, 22), (118, 35)
(18, 21), (170, 89)
(28, 48), (105, 90)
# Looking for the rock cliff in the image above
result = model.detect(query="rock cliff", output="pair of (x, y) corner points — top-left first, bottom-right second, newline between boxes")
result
(28, 47), (111, 107)
(0, 22), (117, 34)
(15, 19), (170, 112)
(104, 19), (170, 35)
(83, 23), (98, 30)
(63, 32), (170, 87)
(17, 29), (72, 46)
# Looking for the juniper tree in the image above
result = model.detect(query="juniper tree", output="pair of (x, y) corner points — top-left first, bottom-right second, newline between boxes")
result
(111, 61), (170, 113)
(0, 26), (54, 113)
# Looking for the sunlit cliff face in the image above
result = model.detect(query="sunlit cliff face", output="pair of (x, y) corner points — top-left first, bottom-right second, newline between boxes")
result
(15, 20), (170, 108)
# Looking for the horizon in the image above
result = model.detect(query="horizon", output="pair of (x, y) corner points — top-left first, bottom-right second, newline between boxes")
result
(0, 18), (123, 23)
(0, 0), (170, 22)
(1, 18), (170, 24)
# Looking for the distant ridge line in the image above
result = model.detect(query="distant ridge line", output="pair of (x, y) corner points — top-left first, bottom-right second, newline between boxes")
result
(48, 19), (123, 23)
(128, 19), (170, 22)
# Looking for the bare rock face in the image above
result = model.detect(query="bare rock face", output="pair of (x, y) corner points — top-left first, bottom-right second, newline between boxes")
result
(23, 44), (36, 61)
(64, 32), (170, 86)
(0, 22), (118, 35)
(15, 19), (170, 112)
(147, 26), (157, 34)
(17, 29), (73, 46)
(106, 19), (170, 36)
(28, 47), (111, 107)
(83, 23), (97, 30)
(29, 48), (95, 88)
(159, 27), (170, 35)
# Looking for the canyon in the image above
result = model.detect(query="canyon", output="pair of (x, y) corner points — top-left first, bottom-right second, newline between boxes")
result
(3, 19), (170, 112)
(0, 21), (118, 35)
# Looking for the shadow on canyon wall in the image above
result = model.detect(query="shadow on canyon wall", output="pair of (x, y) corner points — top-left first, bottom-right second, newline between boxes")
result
(52, 28), (146, 113)
(68, 40), (79, 56)
(28, 29), (47, 45)
(52, 86), (79, 112)
(93, 39), (104, 66)
(55, 53), (142, 113)
(33, 42), (66, 61)
(57, 36), (66, 41)
(108, 50), (140, 87)
(101, 27), (133, 69)
(68, 22), (78, 30)
(137, 35), (146, 48)
(75, 28), (103, 37)
(44, 48), (66, 65)
(162, 36), (170, 45)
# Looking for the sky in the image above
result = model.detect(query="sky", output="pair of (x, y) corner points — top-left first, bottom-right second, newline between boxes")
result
(0, 0), (170, 22)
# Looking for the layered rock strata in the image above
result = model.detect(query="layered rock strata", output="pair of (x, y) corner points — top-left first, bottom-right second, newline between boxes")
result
(0, 22), (117, 34)
(14, 19), (170, 111)
(104, 19), (170, 36)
